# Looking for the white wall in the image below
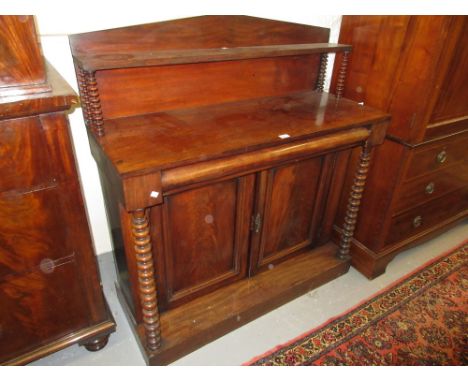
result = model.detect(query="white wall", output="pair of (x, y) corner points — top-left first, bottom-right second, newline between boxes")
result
(24, 3), (342, 255)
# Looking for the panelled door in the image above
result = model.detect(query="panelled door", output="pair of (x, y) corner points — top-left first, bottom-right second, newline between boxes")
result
(154, 153), (338, 310)
(248, 156), (330, 275)
(155, 175), (255, 311)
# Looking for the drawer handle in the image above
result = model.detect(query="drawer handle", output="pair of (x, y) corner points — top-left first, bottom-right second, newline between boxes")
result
(436, 150), (447, 164)
(39, 258), (55, 274)
(425, 182), (435, 195)
(413, 215), (423, 228)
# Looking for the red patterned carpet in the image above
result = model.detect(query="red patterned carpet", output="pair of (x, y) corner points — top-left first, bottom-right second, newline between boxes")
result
(245, 241), (468, 366)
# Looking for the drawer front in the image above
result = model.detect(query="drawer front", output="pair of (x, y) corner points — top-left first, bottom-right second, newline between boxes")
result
(395, 161), (468, 213)
(0, 187), (70, 280)
(405, 133), (468, 179)
(386, 187), (468, 246)
(0, 260), (89, 363)
(0, 117), (53, 193)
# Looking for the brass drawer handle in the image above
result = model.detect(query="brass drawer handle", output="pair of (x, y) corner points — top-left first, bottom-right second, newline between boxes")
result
(436, 150), (447, 164)
(39, 258), (55, 274)
(413, 215), (423, 228)
(251, 213), (262, 234)
(425, 182), (435, 195)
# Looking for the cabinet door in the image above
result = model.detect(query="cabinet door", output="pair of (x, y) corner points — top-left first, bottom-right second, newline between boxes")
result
(429, 18), (468, 124)
(155, 175), (254, 310)
(249, 156), (326, 274)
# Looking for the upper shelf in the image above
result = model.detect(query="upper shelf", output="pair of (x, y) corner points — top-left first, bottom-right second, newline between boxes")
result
(69, 15), (351, 71)
(72, 43), (351, 71)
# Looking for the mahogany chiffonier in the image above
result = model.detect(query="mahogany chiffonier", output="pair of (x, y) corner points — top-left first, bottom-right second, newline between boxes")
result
(0, 16), (115, 365)
(69, 15), (389, 365)
(331, 16), (468, 279)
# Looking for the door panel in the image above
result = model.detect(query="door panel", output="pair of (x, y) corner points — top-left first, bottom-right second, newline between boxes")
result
(429, 18), (468, 124)
(250, 157), (323, 273)
(159, 175), (254, 309)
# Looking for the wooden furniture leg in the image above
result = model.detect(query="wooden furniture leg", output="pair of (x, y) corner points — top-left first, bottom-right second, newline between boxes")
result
(83, 334), (111, 352)
(131, 209), (162, 351)
(337, 144), (371, 260)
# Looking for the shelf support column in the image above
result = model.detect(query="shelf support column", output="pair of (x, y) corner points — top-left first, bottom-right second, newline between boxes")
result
(131, 208), (162, 351)
(82, 69), (105, 137)
(337, 143), (371, 260)
(315, 53), (328, 92)
(335, 50), (350, 99)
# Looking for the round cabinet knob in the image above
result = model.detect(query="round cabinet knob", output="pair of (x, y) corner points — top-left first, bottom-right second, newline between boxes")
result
(436, 150), (447, 164)
(412, 215), (423, 228)
(425, 182), (435, 195)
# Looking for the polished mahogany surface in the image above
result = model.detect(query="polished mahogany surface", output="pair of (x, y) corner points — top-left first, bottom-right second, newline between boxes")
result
(95, 55), (321, 119)
(100, 91), (388, 176)
(429, 19), (468, 124)
(0, 16), (47, 92)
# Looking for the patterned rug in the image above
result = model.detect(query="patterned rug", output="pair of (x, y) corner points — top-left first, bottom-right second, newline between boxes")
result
(245, 241), (468, 366)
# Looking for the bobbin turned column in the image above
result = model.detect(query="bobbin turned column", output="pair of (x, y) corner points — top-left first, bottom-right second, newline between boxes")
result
(335, 50), (350, 99)
(337, 143), (371, 260)
(131, 208), (161, 351)
(315, 53), (328, 92)
(75, 65), (92, 129)
(82, 69), (105, 137)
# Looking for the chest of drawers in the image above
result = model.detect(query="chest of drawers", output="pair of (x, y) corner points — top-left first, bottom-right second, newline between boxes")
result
(332, 16), (468, 278)
(0, 16), (115, 365)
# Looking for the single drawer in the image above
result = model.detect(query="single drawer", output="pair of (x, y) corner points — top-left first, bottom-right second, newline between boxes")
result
(385, 187), (468, 246)
(0, 260), (88, 363)
(395, 161), (468, 213)
(0, 186), (69, 280)
(405, 133), (468, 179)
(0, 117), (53, 193)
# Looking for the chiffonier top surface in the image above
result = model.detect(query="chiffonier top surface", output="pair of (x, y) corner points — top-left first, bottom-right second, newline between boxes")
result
(69, 15), (350, 70)
(98, 90), (389, 176)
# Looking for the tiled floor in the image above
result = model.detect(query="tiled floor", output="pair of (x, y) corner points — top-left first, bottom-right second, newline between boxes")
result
(32, 221), (467, 366)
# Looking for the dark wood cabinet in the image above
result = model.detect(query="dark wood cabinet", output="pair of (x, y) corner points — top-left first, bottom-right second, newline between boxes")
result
(0, 16), (115, 365)
(69, 15), (389, 365)
(332, 16), (468, 279)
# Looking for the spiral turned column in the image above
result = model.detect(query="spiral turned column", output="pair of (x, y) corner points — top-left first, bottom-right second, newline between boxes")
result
(335, 51), (350, 99)
(337, 144), (371, 260)
(315, 53), (328, 92)
(132, 209), (161, 351)
(84, 70), (105, 137)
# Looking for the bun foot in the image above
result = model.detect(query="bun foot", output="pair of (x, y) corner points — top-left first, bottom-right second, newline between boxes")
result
(83, 334), (110, 352)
